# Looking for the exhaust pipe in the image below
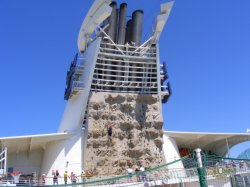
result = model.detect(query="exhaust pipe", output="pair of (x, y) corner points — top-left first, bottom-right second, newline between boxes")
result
(131, 10), (144, 46)
(125, 19), (133, 44)
(107, 1), (118, 41)
(117, 3), (127, 44)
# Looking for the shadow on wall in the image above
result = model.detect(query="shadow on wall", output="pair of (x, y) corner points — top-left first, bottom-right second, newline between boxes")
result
(41, 140), (65, 174)
(135, 94), (158, 126)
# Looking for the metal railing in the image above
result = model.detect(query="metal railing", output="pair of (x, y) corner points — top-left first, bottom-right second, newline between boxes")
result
(2, 155), (250, 186)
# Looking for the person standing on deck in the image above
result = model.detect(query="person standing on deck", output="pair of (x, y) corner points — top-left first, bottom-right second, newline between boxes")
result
(53, 170), (59, 185)
(63, 171), (69, 184)
(40, 174), (46, 186)
(127, 166), (133, 182)
(81, 170), (86, 183)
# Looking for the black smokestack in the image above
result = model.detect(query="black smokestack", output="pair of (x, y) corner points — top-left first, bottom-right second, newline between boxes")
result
(125, 19), (132, 44)
(131, 10), (144, 46)
(107, 2), (118, 41)
(115, 8), (119, 43)
(117, 3), (127, 44)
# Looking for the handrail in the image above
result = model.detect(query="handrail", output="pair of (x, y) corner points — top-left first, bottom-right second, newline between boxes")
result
(96, 62), (158, 70)
(2, 155), (250, 186)
(93, 73), (158, 80)
(94, 67), (157, 74)
(97, 57), (157, 65)
(99, 47), (157, 56)
(99, 51), (157, 61)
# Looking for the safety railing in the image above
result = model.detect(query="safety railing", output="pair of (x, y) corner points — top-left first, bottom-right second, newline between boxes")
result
(2, 155), (250, 186)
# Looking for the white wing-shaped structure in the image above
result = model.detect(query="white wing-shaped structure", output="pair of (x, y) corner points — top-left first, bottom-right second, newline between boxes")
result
(77, 0), (112, 52)
(153, 1), (174, 42)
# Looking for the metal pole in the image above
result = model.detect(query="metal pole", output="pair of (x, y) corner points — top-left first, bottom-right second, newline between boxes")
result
(194, 148), (207, 187)
(226, 138), (230, 157)
(0, 157), (2, 172)
(4, 147), (7, 175)
(97, 26), (125, 55)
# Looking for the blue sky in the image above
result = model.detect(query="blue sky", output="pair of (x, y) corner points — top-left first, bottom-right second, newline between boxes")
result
(0, 0), (250, 157)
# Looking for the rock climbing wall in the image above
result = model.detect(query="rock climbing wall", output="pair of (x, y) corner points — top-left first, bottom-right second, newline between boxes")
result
(85, 92), (165, 176)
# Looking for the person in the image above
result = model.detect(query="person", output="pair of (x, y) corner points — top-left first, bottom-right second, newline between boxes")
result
(81, 170), (86, 183)
(71, 173), (77, 184)
(53, 170), (59, 185)
(64, 171), (69, 184)
(231, 160), (236, 167)
(135, 166), (140, 182)
(215, 161), (219, 166)
(41, 174), (46, 186)
(127, 167), (133, 182)
(53, 175), (58, 185)
(140, 165), (145, 172)
(140, 165), (146, 181)
(107, 123), (113, 143)
(240, 160), (245, 171)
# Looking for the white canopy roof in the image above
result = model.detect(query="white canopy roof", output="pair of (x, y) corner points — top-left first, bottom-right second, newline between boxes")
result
(165, 131), (250, 156)
(0, 133), (73, 153)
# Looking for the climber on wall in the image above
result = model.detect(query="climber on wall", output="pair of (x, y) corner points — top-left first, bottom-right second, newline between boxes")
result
(107, 123), (113, 143)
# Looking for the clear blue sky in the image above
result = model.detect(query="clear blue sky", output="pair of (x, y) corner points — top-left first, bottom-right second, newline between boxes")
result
(0, 0), (250, 157)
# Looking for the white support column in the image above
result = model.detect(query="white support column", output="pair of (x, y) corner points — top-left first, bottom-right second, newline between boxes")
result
(0, 151), (1, 174)
(0, 147), (7, 175)
(156, 44), (162, 96)
(226, 138), (230, 157)
(194, 148), (203, 168)
(156, 44), (164, 121)
(4, 147), (7, 175)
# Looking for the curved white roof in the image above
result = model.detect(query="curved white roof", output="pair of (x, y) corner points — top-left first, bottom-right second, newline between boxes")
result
(0, 133), (73, 153)
(165, 131), (250, 156)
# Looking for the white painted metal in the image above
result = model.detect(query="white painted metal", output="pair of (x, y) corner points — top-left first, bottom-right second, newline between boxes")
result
(8, 148), (43, 175)
(0, 133), (72, 153)
(93, 73), (157, 80)
(95, 62), (158, 70)
(153, 1), (174, 42)
(39, 39), (101, 184)
(0, 147), (7, 175)
(194, 148), (203, 168)
(92, 78), (157, 85)
(156, 44), (162, 97)
(78, 0), (112, 52)
(165, 131), (250, 157)
(58, 38), (101, 133)
(4, 147), (7, 175)
(161, 1), (174, 14)
(101, 42), (155, 49)
(99, 51), (156, 60)
(90, 88), (158, 94)
(97, 26), (125, 55)
(97, 57), (157, 65)
(162, 134), (185, 170)
(100, 46), (157, 55)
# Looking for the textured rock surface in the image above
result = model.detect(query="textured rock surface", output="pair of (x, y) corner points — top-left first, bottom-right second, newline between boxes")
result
(85, 92), (165, 176)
